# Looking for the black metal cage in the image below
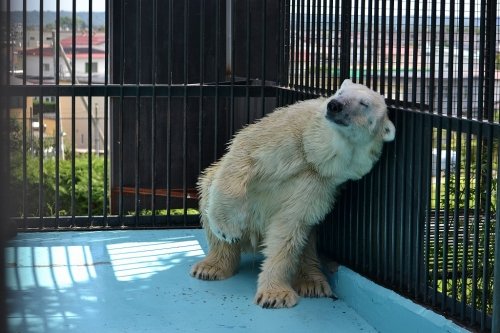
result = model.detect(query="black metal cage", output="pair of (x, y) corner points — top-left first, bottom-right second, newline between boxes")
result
(1, 0), (499, 331)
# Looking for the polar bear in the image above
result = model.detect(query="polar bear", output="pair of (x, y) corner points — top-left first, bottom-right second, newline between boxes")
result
(190, 79), (395, 308)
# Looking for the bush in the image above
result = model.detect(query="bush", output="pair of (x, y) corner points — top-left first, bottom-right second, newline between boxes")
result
(10, 153), (107, 217)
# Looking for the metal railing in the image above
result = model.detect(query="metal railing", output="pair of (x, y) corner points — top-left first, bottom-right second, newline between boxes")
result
(0, 0), (498, 332)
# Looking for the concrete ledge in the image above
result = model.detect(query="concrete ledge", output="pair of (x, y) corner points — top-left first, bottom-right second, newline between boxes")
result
(330, 266), (470, 333)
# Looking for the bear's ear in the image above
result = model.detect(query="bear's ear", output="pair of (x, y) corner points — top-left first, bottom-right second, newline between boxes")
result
(382, 119), (396, 142)
(341, 79), (353, 88)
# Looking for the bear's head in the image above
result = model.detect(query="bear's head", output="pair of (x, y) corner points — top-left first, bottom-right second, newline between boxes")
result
(324, 79), (395, 143)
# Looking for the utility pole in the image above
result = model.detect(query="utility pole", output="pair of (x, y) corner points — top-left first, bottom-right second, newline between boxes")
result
(52, 30), (65, 160)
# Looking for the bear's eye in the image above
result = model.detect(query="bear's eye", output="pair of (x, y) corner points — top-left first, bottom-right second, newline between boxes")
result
(360, 101), (369, 107)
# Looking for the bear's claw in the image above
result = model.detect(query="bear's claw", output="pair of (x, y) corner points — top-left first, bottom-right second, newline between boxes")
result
(254, 288), (299, 309)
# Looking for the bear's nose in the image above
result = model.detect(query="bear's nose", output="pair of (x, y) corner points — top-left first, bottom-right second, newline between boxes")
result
(327, 99), (343, 115)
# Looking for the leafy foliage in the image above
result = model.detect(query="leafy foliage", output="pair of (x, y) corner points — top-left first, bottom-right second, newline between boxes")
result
(10, 153), (107, 217)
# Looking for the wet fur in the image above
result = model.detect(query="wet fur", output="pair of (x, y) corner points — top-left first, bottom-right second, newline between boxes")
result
(190, 80), (395, 308)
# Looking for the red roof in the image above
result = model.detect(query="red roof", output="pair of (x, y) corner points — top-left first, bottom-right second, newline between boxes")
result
(22, 46), (105, 59)
(60, 33), (106, 48)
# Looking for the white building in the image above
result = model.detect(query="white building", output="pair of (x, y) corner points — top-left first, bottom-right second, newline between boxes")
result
(21, 32), (106, 83)
(17, 32), (107, 154)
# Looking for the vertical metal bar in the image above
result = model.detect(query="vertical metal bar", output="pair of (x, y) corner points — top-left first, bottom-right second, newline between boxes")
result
(261, 0), (266, 116)
(379, 0), (385, 94)
(134, 0), (141, 224)
(290, 0), (296, 89)
(367, 167), (374, 275)
(452, 128), (462, 317)
(151, 0), (157, 225)
(476, 0), (486, 122)
(446, 0), (456, 315)
(394, 0), (402, 104)
(428, 0), (438, 307)
(365, 0), (372, 86)
(484, 0), (497, 123)
(103, 0), (110, 223)
(214, 0), (220, 159)
(245, 0), (250, 124)
(435, 0), (450, 306)
(471, 126), (483, 326)
(442, 126), (452, 312)
(375, 142), (382, 279)
(0, 16), (6, 330)
(386, 0), (394, 100)
(225, 0), (232, 79)
(351, 0), (359, 82)
(399, 111), (407, 291)
(433, 124), (442, 308)
(71, 0), (76, 222)
(119, 0), (125, 221)
(198, 0), (205, 179)
(357, 0), (365, 84)
(314, 0), (321, 92)
(6, 0), (10, 87)
(166, 0), (173, 220)
(55, 0), (61, 227)
(321, 0), (327, 93)
(406, 112), (416, 293)
(182, 0), (189, 223)
(402, 0), (410, 107)
(338, 0), (350, 83)
(480, 126), (493, 330)
(307, 0), (314, 92)
(414, 113), (424, 300)
(460, 125), (472, 321)
(88, 0), (93, 226)
(22, 0), (27, 229)
(372, 0), (379, 91)
(304, 0), (310, 90)
(228, 0), (234, 135)
(278, 0), (286, 88)
(492, 138), (500, 333)
(411, 0), (419, 108)
(299, 0), (304, 89)
(437, 0), (445, 117)
(423, 116), (433, 303)
(327, 0), (333, 93)
(419, 0), (427, 109)
(466, 0), (475, 120)
(38, 0), (44, 227)
(390, 111), (398, 285)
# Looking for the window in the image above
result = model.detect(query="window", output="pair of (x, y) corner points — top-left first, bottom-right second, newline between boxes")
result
(85, 62), (98, 73)
(43, 63), (50, 71)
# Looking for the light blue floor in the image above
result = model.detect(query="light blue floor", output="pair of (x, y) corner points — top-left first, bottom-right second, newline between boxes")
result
(6, 229), (376, 333)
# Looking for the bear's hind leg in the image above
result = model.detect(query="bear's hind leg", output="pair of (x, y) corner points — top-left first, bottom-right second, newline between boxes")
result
(205, 188), (247, 244)
(292, 230), (333, 298)
(254, 223), (311, 308)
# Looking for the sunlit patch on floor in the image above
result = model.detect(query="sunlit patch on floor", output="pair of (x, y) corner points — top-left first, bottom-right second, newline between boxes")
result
(106, 239), (205, 281)
(5, 245), (97, 290)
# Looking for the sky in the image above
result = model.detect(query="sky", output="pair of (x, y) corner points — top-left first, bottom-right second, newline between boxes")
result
(11, 0), (106, 12)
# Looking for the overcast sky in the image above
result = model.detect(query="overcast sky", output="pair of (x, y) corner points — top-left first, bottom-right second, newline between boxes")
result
(11, 0), (106, 12)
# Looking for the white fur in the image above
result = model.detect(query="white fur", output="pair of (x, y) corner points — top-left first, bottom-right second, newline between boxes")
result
(190, 79), (395, 308)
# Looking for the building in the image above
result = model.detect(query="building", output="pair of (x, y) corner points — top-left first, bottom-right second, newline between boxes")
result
(12, 31), (107, 154)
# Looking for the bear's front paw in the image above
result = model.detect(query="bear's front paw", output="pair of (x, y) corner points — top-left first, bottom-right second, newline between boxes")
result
(254, 288), (299, 309)
(190, 259), (235, 281)
(293, 277), (334, 298)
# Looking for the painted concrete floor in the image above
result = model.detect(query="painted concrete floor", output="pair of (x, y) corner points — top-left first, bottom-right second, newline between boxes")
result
(6, 229), (377, 333)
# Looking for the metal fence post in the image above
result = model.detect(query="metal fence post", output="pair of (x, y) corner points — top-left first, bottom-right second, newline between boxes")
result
(339, 0), (351, 82)
(492, 144), (500, 333)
